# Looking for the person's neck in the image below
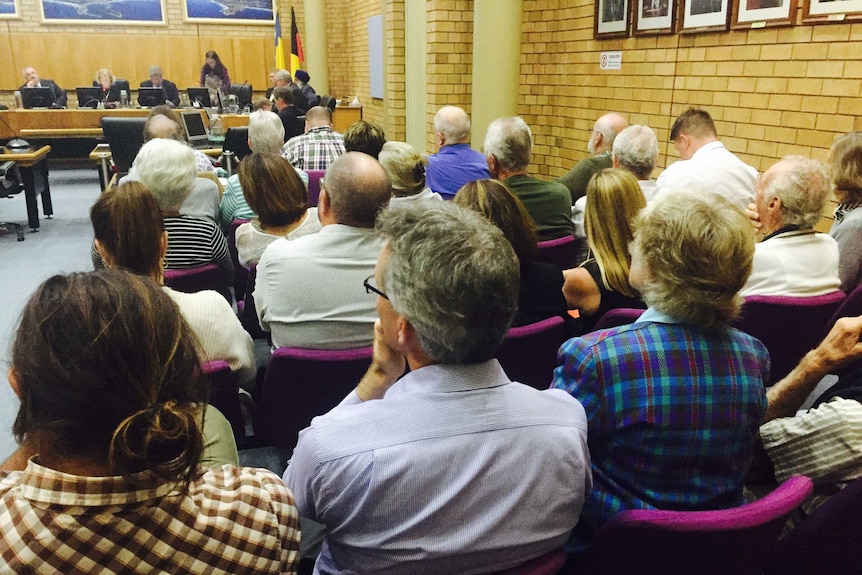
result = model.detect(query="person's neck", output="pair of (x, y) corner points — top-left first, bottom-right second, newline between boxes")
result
(261, 213), (306, 236)
(497, 168), (527, 180)
(32, 434), (114, 477)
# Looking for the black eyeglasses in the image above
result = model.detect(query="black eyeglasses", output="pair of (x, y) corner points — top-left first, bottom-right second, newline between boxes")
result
(363, 274), (389, 300)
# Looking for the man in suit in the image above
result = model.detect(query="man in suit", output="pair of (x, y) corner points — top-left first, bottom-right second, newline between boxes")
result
(139, 65), (180, 108)
(19, 66), (67, 108)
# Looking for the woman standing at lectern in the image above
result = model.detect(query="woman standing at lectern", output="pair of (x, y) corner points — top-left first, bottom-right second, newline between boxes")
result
(199, 50), (231, 92)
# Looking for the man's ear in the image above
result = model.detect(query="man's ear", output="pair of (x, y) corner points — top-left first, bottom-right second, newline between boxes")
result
(611, 153), (620, 168)
(396, 316), (415, 349)
(7, 368), (21, 399)
(486, 155), (498, 178)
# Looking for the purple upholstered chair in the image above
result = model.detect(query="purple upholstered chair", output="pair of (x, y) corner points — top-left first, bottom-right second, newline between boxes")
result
(306, 170), (325, 207)
(163, 262), (231, 302)
(491, 548), (567, 575)
(591, 307), (645, 331)
(765, 475), (862, 575)
(254, 345), (374, 450)
(734, 292), (845, 386)
(201, 360), (246, 446)
(227, 218), (250, 301)
(571, 476), (814, 575)
(496, 316), (565, 390)
(535, 235), (579, 271)
(235, 265), (269, 341)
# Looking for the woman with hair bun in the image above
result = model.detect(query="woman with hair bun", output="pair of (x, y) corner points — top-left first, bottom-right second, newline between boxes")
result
(378, 141), (442, 205)
(0, 269), (299, 572)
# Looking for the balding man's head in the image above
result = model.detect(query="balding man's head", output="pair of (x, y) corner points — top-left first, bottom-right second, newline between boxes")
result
(305, 106), (332, 130)
(434, 106), (472, 146)
(323, 152), (392, 228)
(143, 114), (183, 142)
(589, 113), (628, 155)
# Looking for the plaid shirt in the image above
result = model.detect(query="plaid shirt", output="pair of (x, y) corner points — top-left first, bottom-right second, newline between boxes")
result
(280, 126), (345, 171)
(552, 309), (768, 539)
(0, 460), (300, 573)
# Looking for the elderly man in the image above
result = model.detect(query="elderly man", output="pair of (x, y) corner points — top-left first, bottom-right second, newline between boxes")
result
(255, 152), (390, 349)
(554, 190), (768, 553)
(740, 156), (840, 297)
(284, 200), (591, 574)
(485, 116), (574, 240)
(280, 106), (345, 171)
(656, 108), (758, 209)
(425, 105), (491, 199)
(558, 112), (628, 203)
(294, 70), (320, 109)
(612, 124), (659, 200)
(266, 69), (292, 100)
(139, 65), (180, 108)
(19, 66), (66, 108)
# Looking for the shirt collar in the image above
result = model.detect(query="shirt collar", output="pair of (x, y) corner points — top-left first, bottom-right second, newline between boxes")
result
(690, 140), (725, 159)
(306, 126), (333, 135)
(636, 307), (681, 324)
(390, 359), (511, 396)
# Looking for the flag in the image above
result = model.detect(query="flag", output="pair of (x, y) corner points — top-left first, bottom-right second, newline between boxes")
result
(290, 6), (304, 77)
(274, 5), (286, 70)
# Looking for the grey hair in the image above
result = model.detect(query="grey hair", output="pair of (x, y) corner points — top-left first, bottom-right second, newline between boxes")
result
(143, 115), (183, 143)
(248, 110), (285, 153)
(376, 201), (519, 364)
(324, 152), (392, 228)
(148, 65), (163, 76)
(274, 69), (292, 83)
(631, 190), (753, 328)
(612, 125), (658, 180)
(434, 106), (471, 144)
(134, 139), (197, 211)
(767, 156), (831, 229)
(378, 141), (427, 194)
(484, 117), (532, 173)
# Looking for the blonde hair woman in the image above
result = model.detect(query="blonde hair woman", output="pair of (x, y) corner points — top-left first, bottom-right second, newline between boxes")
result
(563, 168), (646, 333)
(378, 141), (442, 204)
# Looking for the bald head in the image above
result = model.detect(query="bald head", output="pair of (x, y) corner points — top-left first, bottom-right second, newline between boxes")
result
(434, 106), (472, 146)
(143, 114), (183, 142)
(323, 152), (392, 228)
(305, 106), (332, 130)
(590, 113), (628, 155)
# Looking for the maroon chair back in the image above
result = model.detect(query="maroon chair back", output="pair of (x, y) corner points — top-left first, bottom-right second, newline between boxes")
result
(535, 235), (578, 270)
(306, 170), (325, 207)
(496, 316), (565, 390)
(254, 345), (374, 450)
(591, 307), (644, 331)
(201, 360), (246, 446)
(163, 262), (231, 302)
(733, 292), (845, 385)
(492, 548), (567, 575)
(227, 218), (250, 301)
(572, 476), (814, 575)
(237, 265), (269, 341)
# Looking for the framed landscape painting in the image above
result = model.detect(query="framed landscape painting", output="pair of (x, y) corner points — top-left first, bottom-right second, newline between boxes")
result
(0, 0), (19, 18)
(40, 0), (164, 24)
(732, 0), (797, 28)
(680, 0), (732, 31)
(184, 0), (273, 23)
(596, 0), (631, 37)
(804, 0), (862, 23)
(634, 0), (676, 34)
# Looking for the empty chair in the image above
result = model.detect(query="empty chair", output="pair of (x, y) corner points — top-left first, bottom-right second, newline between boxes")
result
(591, 307), (644, 331)
(491, 549), (567, 575)
(0, 161), (25, 241)
(227, 83), (253, 108)
(734, 291), (846, 386)
(100, 117), (147, 177)
(535, 235), (578, 270)
(254, 346), (373, 450)
(306, 169), (325, 207)
(221, 127), (251, 176)
(496, 316), (564, 390)
(201, 360), (246, 446)
(572, 475), (814, 575)
(163, 262), (231, 302)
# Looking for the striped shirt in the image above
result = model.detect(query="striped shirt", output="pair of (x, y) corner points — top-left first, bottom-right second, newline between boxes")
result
(280, 126), (345, 171)
(164, 214), (233, 283)
(0, 461), (300, 573)
(552, 308), (768, 542)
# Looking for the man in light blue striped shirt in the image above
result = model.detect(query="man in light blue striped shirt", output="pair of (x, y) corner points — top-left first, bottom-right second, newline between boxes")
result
(284, 201), (591, 575)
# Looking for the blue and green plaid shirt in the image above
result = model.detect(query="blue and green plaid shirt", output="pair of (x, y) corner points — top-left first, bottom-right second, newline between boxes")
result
(553, 308), (768, 544)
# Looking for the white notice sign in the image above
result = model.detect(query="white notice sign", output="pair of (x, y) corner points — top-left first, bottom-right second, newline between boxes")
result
(600, 51), (622, 70)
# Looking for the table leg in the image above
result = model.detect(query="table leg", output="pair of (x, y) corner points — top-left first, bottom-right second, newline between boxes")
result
(19, 165), (40, 231)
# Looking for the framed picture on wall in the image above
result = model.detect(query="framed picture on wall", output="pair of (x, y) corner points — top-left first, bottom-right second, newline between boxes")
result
(680, 0), (732, 31)
(40, 0), (164, 24)
(595, 0), (631, 37)
(804, 0), (862, 23)
(0, 0), (19, 19)
(634, 0), (677, 34)
(732, 0), (797, 28)
(184, 0), (273, 23)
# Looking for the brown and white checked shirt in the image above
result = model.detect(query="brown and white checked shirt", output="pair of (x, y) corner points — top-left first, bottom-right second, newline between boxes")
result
(0, 460), (300, 574)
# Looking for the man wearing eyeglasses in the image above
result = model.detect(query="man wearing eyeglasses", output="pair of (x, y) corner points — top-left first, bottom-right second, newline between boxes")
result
(557, 112), (627, 204)
(284, 201), (591, 575)
(254, 152), (391, 349)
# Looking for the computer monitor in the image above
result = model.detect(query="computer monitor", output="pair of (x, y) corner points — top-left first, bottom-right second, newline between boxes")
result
(138, 87), (167, 108)
(187, 87), (211, 108)
(20, 87), (54, 109)
(76, 87), (103, 109)
(181, 110), (210, 146)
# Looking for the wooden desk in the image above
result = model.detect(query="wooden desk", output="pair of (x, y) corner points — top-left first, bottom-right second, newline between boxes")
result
(0, 145), (52, 230)
(0, 109), (149, 140)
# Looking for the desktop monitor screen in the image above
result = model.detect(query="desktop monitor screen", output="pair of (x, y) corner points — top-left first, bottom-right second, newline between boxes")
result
(138, 87), (167, 108)
(187, 87), (211, 108)
(181, 110), (210, 146)
(20, 87), (54, 109)
(76, 87), (103, 109)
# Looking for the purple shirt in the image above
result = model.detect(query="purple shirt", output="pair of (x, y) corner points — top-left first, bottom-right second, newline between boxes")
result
(426, 144), (491, 199)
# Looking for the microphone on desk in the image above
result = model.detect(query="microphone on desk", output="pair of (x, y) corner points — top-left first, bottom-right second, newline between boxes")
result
(0, 114), (30, 152)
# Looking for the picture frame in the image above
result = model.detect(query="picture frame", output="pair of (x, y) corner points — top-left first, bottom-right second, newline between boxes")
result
(184, 0), (274, 24)
(680, 0), (732, 32)
(732, 0), (797, 28)
(634, 0), (677, 34)
(40, 0), (164, 24)
(595, 0), (631, 38)
(0, 0), (19, 19)
(803, 0), (862, 23)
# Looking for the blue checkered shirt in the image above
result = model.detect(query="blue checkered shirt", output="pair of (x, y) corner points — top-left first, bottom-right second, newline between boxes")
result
(280, 126), (345, 171)
(552, 308), (768, 542)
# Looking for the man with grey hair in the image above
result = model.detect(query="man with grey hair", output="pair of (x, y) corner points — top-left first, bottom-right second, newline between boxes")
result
(558, 112), (628, 203)
(425, 105), (491, 199)
(139, 65), (179, 107)
(266, 69), (292, 101)
(740, 156), (840, 297)
(19, 66), (66, 107)
(485, 116), (574, 240)
(284, 200), (590, 574)
(612, 124), (659, 200)
(255, 152), (391, 349)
